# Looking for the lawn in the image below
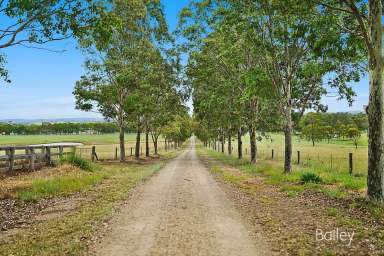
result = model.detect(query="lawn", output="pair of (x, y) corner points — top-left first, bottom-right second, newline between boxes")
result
(0, 133), (162, 145)
(198, 144), (367, 199)
(216, 133), (368, 175)
(0, 133), (172, 160)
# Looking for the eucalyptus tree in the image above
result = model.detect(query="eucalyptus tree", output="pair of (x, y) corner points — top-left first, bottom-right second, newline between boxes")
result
(73, 0), (168, 162)
(162, 110), (192, 146)
(181, 1), (280, 164)
(221, 0), (363, 172)
(188, 43), (232, 154)
(311, 0), (384, 205)
(180, 0), (363, 171)
(0, 0), (110, 84)
(138, 46), (183, 156)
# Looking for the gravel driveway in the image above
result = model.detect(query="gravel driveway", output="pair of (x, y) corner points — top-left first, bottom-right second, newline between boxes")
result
(92, 139), (268, 256)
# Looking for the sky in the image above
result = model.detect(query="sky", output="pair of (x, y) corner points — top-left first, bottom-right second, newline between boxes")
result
(0, 0), (368, 119)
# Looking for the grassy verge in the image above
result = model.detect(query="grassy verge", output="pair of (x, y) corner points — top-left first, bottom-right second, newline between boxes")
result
(198, 145), (367, 199)
(0, 148), (183, 256)
(198, 145), (384, 254)
(199, 144), (384, 217)
(17, 170), (107, 202)
(6, 155), (105, 202)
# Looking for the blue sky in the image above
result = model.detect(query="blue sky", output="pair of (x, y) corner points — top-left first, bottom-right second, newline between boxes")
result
(0, 0), (368, 119)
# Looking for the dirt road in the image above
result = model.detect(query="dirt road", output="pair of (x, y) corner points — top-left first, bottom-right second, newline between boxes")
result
(92, 139), (268, 256)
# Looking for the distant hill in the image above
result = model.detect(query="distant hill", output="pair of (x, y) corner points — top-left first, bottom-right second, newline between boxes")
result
(0, 118), (105, 124)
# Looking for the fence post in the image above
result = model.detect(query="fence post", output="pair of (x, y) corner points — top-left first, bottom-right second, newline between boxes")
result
(46, 146), (51, 166)
(349, 153), (353, 175)
(115, 147), (118, 160)
(91, 146), (98, 162)
(272, 149), (274, 160)
(30, 148), (36, 170)
(330, 153), (333, 169)
(297, 151), (300, 165)
(131, 147), (133, 156)
(59, 146), (64, 158)
(6, 148), (14, 172)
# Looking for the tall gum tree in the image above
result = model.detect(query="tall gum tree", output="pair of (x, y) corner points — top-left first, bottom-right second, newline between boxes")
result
(228, 0), (363, 172)
(0, 0), (110, 84)
(179, 0), (363, 172)
(74, 0), (168, 162)
(309, 0), (383, 202)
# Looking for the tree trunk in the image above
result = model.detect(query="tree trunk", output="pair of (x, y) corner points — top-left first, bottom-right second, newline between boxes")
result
(221, 135), (224, 153)
(154, 137), (158, 155)
(135, 127), (141, 159)
(284, 105), (293, 173)
(312, 138), (315, 147)
(228, 134), (232, 155)
(145, 130), (149, 157)
(238, 128), (242, 159)
(119, 125), (125, 162)
(367, 0), (384, 202)
(250, 128), (257, 164)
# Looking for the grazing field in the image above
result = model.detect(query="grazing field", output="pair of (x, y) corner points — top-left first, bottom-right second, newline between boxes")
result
(0, 133), (161, 146)
(0, 133), (171, 160)
(217, 133), (368, 176)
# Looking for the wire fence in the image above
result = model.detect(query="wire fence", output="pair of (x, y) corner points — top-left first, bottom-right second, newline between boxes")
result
(207, 141), (368, 176)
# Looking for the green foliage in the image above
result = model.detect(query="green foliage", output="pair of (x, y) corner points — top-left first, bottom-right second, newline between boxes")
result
(300, 113), (324, 146)
(346, 127), (361, 149)
(300, 172), (323, 184)
(73, 0), (189, 159)
(0, 0), (110, 83)
(178, 0), (365, 170)
(0, 122), (118, 135)
(59, 154), (97, 172)
(18, 174), (105, 202)
(299, 112), (367, 145)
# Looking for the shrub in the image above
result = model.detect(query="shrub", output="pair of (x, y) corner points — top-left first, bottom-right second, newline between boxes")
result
(59, 154), (96, 172)
(300, 172), (323, 184)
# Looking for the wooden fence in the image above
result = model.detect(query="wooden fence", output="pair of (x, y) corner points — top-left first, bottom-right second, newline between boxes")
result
(0, 143), (81, 172)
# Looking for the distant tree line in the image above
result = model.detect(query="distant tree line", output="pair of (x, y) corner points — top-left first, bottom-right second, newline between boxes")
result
(0, 122), (118, 135)
(299, 112), (366, 148)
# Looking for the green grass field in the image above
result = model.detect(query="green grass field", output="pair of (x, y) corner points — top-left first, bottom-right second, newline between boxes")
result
(216, 133), (368, 176)
(0, 133), (172, 160)
(0, 133), (152, 145)
(0, 132), (368, 174)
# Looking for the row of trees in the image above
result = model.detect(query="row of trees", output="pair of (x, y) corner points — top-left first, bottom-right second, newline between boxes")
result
(179, 0), (384, 202)
(300, 113), (362, 147)
(0, 0), (192, 160)
(0, 122), (118, 135)
(73, 0), (191, 160)
(297, 112), (368, 132)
